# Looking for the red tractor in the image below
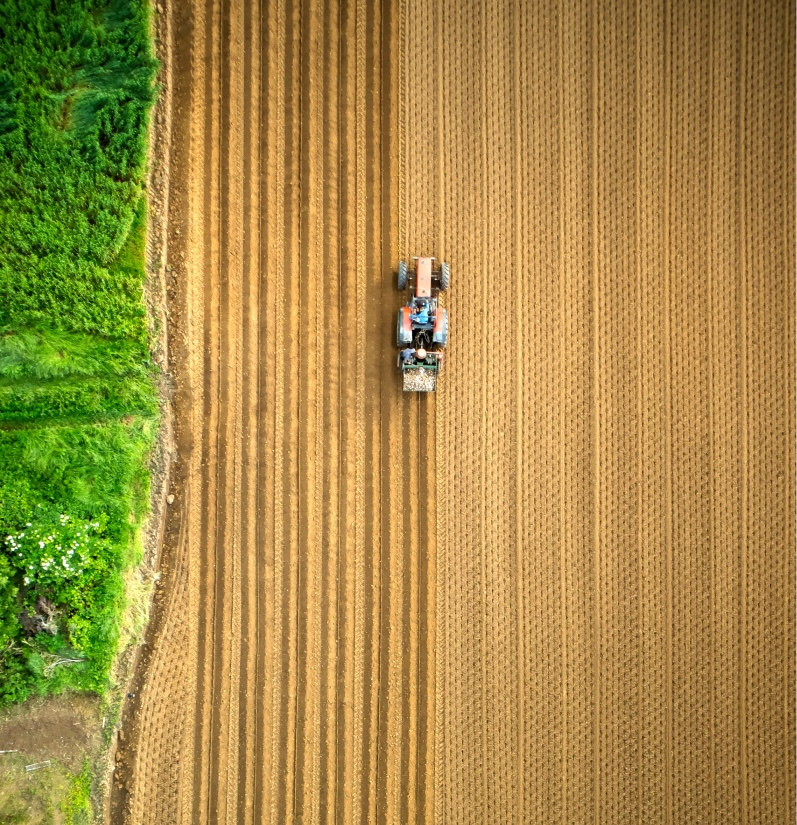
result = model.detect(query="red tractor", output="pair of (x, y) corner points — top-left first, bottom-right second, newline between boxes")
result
(396, 257), (449, 392)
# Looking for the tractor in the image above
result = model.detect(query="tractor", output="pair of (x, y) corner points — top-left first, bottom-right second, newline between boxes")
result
(395, 257), (449, 392)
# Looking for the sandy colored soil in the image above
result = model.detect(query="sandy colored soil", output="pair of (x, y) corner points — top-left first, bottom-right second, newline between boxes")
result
(110, 1), (794, 823)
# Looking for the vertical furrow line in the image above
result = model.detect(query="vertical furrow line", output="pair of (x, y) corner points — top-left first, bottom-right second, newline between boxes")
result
(433, 0), (450, 816)
(634, 1), (644, 821)
(738, 2), (748, 820)
(310, 0), (327, 813)
(207, 0), (237, 815)
(336, 0), (358, 818)
(286, 0), (304, 815)
(329, 0), (344, 810)
(589, 0), (601, 819)
(782, 5), (796, 820)
(267, 0), (287, 815)
(706, 3), (716, 821)
(264, 0), (287, 820)
(352, 0), (369, 815)
(556, 3), (568, 818)
(193, 0), (221, 818)
(511, 0), (525, 818)
(377, 8), (403, 809)
(222, 0), (246, 817)
(662, 0), (674, 820)
(479, 0), (489, 817)
(427, 0), (443, 818)
(255, 0), (275, 818)
(392, 0), (417, 817)
(293, 0), (322, 814)
(319, 0), (341, 819)
(236, 0), (256, 815)
(362, 0), (384, 816)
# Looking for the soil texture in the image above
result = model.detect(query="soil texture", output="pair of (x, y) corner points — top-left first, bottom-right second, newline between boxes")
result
(110, 1), (795, 823)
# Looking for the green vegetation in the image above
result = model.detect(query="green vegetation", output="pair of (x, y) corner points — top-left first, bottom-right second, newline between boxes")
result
(0, 0), (158, 706)
(0, 752), (91, 825)
(62, 761), (93, 825)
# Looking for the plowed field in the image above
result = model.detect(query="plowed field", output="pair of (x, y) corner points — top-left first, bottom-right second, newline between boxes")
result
(110, 1), (795, 823)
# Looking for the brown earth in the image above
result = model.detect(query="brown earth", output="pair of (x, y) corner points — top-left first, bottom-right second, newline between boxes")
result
(110, 0), (795, 823)
(0, 695), (100, 774)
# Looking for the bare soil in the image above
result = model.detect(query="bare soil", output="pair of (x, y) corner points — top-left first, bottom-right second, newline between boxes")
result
(0, 695), (100, 773)
(110, 0), (795, 823)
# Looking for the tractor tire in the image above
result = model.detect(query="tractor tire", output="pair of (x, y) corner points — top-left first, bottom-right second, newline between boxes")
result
(397, 261), (408, 290)
(440, 261), (450, 290)
(433, 308), (448, 348)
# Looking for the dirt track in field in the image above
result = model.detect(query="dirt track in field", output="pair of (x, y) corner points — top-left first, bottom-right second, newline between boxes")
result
(110, 1), (794, 823)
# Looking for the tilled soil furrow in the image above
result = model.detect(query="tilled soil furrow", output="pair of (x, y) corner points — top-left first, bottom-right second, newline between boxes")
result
(742, 4), (794, 818)
(234, 0), (261, 819)
(357, 0), (382, 818)
(484, 3), (520, 818)
(376, 6), (402, 818)
(276, 0), (302, 817)
(218, 0), (247, 819)
(399, 0), (794, 822)
(706, 3), (741, 821)
(635, 4), (668, 818)
(252, 0), (276, 816)
(294, 0), (325, 814)
(594, 1), (642, 820)
(318, 2), (341, 821)
(521, 5), (565, 820)
(334, 1), (356, 820)
(783, 12), (796, 818)
(262, 0), (286, 823)
(192, 0), (223, 819)
(669, 4), (713, 821)
(509, 2), (525, 819)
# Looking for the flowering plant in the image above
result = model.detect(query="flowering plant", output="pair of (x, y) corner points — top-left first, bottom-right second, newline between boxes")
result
(5, 506), (109, 593)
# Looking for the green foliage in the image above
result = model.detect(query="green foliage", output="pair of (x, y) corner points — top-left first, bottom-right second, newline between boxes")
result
(0, 374), (157, 422)
(0, 0), (157, 340)
(0, 553), (20, 648)
(62, 761), (93, 825)
(0, 0), (157, 707)
(7, 508), (108, 591)
(0, 475), (35, 536)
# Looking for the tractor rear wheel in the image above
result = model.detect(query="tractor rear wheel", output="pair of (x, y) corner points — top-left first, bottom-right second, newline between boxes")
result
(440, 262), (450, 290)
(397, 261), (408, 290)
(434, 309), (448, 348)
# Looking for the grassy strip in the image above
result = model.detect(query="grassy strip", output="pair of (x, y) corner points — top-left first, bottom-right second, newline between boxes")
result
(0, 0), (158, 710)
(0, 378), (157, 421)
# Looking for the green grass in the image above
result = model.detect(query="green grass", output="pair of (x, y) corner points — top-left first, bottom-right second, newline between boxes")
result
(0, 752), (91, 825)
(0, 0), (158, 708)
(62, 761), (92, 825)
